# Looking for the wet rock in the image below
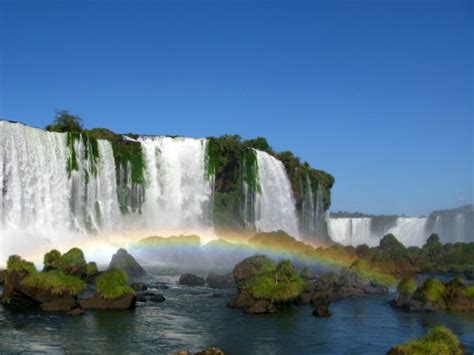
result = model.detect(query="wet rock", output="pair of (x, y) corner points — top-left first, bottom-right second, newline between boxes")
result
(313, 305), (332, 317)
(131, 282), (148, 291)
(67, 308), (85, 316)
(179, 273), (205, 287)
(227, 291), (256, 309)
(136, 291), (165, 303)
(297, 292), (312, 306)
(173, 348), (225, 355)
(80, 292), (136, 310)
(246, 299), (277, 314)
(206, 273), (235, 289)
(40, 295), (77, 312)
(108, 249), (146, 278)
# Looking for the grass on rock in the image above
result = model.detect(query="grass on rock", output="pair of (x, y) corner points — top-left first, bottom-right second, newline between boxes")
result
(96, 268), (134, 299)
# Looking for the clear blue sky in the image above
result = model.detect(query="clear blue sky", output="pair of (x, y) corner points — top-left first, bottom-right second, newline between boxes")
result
(0, 0), (472, 216)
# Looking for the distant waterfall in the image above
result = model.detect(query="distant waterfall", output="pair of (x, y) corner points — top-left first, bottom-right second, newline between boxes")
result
(386, 217), (427, 246)
(139, 136), (213, 232)
(328, 218), (374, 246)
(254, 150), (300, 238)
(301, 175), (327, 240)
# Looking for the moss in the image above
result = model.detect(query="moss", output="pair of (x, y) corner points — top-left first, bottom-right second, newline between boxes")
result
(66, 132), (100, 177)
(414, 278), (446, 303)
(6, 255), (36, 274)
(466, 285), (474, 299)
(96, 268), (134, 299)
(244, 260), (306, 303)
(61, 248), (86, 269)
(22, 270), (85, 296)
(43, 249), (62, 271)
(390, 326), (463, 355)
(242, 148), (260, 193)
(86, 262), (98, 277)
(397, 277), (417, 296)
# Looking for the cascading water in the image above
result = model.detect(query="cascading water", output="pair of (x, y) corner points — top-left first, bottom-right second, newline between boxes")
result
(385, 217), (427, 246)
(328, 218), (374, 246)
(254, 150), (300, 238)
(300, 175), (327, 241)
(139, 136), (213, 233)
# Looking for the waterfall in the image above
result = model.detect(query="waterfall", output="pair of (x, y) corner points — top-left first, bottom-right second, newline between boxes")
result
(254, 150), (300, 238)
(0, 121), (72, 230)
(385, 217), (427, 246)
(328, 218), (374, 246)
(139, 136), (213, 232)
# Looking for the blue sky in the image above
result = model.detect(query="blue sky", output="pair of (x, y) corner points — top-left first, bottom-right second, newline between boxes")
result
(0, 0), (472, 216)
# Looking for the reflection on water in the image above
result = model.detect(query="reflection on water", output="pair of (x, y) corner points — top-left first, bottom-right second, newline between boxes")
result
(1, 268), (474, 354)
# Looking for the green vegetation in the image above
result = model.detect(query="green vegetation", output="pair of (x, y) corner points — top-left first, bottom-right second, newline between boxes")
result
(389, 326), (463, 355)
(86, 262), (98, 278)
(43, 249), (62, 271)
(65, 132), (99, 178)
(397, 277), (417, 296)
(61, 248), (86, 269)
(45, 109), (84, 133)
(241, 257), (306, 303)
(413, 278), (446, 303)
(6, 255), (36, 274)
(22, 270), (85, 296)
(465, 285), (474, 299)
(96, 268), (134, 299)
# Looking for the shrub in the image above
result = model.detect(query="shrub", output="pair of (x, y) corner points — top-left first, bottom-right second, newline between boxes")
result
(390, 326), (463, 355)
(43, 249), (62, 271)
(22, 270), (85, 296)
(45, 109), (83, 133)
(397, 277), (417, 296)
(96, 268), (134, 299)
(466, 285), (474, 300)
(6, 255), (36, 274)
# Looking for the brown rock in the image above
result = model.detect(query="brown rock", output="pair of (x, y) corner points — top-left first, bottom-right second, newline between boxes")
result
(313, 305), (332, 317)
(246, 299), (277, 314)
(40, 295), (77, 312)
(67, 308), (85, 316)
(227, 291), (256, 309)
(179, 273), (205, 287)
(80, 292), (136, 310)
(195, 347), (225, 355)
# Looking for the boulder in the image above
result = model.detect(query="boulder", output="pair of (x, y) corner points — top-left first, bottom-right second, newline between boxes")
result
(173, 348), (225, 355)
(136, 291), (166, 303)
(246, 299), (277, 314)
(108, 249), (146, 278)
(297, 292), (312, 305)
(232, 255), (275, 290)
(227, 291), (256, 309)
(206, 273), (235, 289)
(80, 292), (136, 310)
(40, 295), (77, 312)
(313, 305), (332, 317)
(67, 308), (85, 316)
(179, 273), (205, 287)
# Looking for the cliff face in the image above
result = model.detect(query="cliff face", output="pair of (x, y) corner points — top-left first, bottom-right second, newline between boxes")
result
(0, 120), (334, 243)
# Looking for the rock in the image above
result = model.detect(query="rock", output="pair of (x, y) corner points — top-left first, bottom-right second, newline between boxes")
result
(80, 292), (136, 310)
(313, 305), (332, 317)
(232, 255), (275, 290)
(0, 270), (6, 284)
(300, 267), (318, 281)
(206, 273), (235, 289)
(136, 291), (165, 303)
(40, 295), (77, 312)
(173, 348), (225, 355)
(179, 273), (205, 287)
(227, 291), (256, 309)
(67, 308), (85, 316)
(297, 292), (312, 305)
(246, 299), (277, 314)
(131, 282), (148, 291)
(108, 248), (146, 278)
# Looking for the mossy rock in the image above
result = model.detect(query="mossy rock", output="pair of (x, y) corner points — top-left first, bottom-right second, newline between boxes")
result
(59, 248), (87, 276)
(388, 325), (463, 355)
(96, 268), (134, 300)
(43, 249), (62, 271)
(413, 278), (446, 305)
(21, 270), (85, 296)
(6, 255), (36, 274)
(397, 277), (417, 296)
(108, 248), (146, 278)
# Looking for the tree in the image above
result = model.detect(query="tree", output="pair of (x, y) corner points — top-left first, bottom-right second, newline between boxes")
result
(45, 109), (83, 132)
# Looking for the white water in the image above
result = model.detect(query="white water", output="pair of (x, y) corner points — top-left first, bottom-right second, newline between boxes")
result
(329, 217), (429, 247)
(254, 150), (300, 238)
(139, 136), (213, 233)
(328, 218), (375, 246)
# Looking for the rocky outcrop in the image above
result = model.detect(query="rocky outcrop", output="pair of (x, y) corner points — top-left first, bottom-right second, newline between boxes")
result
(79, 292), (136, 310)
(179, 273), (205, 287)
(206, 273), (235, 289)
(312, 293), (332, 317)
(390, 277), (474, 312)
(131, 282), (148, 291)
(109, 249), (146, 278)
(1, 270), (80, 312)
